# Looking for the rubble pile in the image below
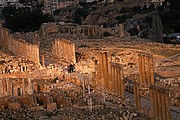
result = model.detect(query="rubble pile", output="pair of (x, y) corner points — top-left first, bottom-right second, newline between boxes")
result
(0, 86), (149, 120)
(0, 51), (38, 74)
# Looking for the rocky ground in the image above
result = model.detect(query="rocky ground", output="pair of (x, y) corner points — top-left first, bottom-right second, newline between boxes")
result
(0, 90), (149, 120)
(71, 36), (180, 78)
(0, 35), (179, 119)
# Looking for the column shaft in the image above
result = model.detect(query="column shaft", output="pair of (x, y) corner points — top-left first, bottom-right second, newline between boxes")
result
(120, 67), (124, 99)
(150, 87), (154, 119)
(138, 55), (143, 85)
(161, 92), (166, 120)
(165, 94), (171, 120)
(22, 78), (25, 95)
(142, 55), (146, 86)
(157, 90), (162, 120)
(42, 54), (45, 66)
(149, 57), (155, 85)
(154, 89), (159, 119)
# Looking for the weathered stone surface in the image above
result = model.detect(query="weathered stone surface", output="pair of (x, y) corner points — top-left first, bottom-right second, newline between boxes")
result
(46, 103), (57, 111)
(9, 103), (21, 110)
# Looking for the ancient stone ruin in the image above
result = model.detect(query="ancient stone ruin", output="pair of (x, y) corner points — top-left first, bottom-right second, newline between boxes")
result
(0, 22), (179, 119)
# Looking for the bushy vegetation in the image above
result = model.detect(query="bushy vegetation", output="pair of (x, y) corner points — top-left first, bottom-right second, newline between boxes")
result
(161, 0), (180, 33)
(2, 6), (52, 32)
(74, 1), (98, 24)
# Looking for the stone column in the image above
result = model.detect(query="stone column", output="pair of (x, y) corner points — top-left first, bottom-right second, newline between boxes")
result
(149, 56), (154, 85)
(9, 79), (12, 96)
(111, 65), (115, 93)
(66, 42), (69, 62)
(161, 92), (166, 120)
(22, 78), (25, 95)
(150, 87), (155, 119)
(141, 55), (146, 86)
(120, 67), (124, 99)
(102, 52), (108, 90)
(157, 90), (162, 120)
(6, 78), (10, 95)
(153, 89), (158, 119)
(165, 94), (171, 120)
(72, 44), (76, 64)
(69, 43), (71, 62)
(28, 78), (33, 94)
(102, 53), (105, 91)
(138, 54), (143, 85)
(37, 45), (40, 64)
(96, 53), (101, 89)
(144, 55), (150, 86)
(65, 42), (68, 60)
(12, 82), (14, 96)
(109, 65), (113, 93)
(14, 86), (18, 96)
(133, 82), (138, 110)
(107, 55), (112, 93)
(42, 54), (45, 66)
(98, 53), (101, 90)
(55, 40), (58, 57)
(117, 68), (120, 96)
(134, 81), (141, 111)
(146, 56), (151, 85)
(114, 66), (117, 94)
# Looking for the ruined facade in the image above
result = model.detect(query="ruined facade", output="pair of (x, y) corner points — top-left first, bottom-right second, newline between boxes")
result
(58, 25), (104, 38)
(0, 25), (40, 64)
(40, 22), (59, 38)
(40, 23), (126, 39)
(0, 26), (9, 49)
(52, 39), (76, 64)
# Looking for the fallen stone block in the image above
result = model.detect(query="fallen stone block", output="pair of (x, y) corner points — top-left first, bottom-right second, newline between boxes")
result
(46, 103), (57, 111)
(30, 105), (44, 111)
(0, 105), (5, 111)
(9, 103), (21, 110)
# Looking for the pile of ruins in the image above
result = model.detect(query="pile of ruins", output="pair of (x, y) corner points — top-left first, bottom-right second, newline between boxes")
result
(0, 22), (179, 119)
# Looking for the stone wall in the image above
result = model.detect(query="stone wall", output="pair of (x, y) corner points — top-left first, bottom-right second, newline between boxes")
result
(0, 26), (40, 64)
(0, 26), (10, 50)
(8, 38), (39, 64)
(39, 22), (127, 39)
(40, 23), (59, 38)
(52, 38), (76, 64)
(58, 25), (104, 38)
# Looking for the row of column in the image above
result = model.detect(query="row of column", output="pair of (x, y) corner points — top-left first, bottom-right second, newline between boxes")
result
(150, 87), (171, 120)
(138, 54), (154, 87)
(0, 78), (34, 97)
(109, 62), (124, 98)
(95, 52), (124, 98)
(95, 52), (108, 91)
(59, 25), (103, 38)
(52, 39), (76, 64)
